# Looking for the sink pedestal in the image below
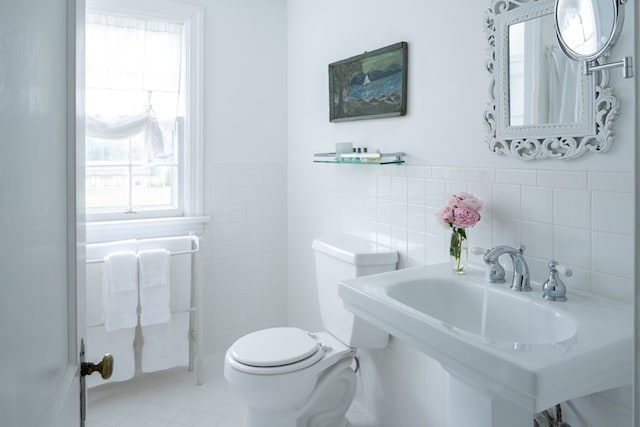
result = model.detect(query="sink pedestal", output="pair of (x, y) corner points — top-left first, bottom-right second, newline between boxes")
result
(446, 373), (532, 427)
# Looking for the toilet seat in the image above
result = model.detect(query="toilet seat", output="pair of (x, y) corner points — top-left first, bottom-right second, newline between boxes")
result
(228, 327), (325, 375)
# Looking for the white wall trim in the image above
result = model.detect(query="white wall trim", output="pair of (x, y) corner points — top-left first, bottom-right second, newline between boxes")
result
(86, 215), (209, 243)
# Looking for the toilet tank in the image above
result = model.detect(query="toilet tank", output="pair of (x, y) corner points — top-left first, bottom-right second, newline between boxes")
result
(312, 234), (397, 349)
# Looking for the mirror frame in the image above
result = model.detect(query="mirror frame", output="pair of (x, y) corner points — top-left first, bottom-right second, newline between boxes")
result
(484, 0), (620, 160)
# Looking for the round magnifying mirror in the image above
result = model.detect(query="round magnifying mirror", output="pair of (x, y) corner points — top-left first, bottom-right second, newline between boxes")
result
(555, 0), (623, 62)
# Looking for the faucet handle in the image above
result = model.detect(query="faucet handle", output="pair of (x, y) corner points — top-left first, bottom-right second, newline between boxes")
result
(470, 246), (489, 255)
(552, 261), (572, 277)
(542, 260), (571, 302)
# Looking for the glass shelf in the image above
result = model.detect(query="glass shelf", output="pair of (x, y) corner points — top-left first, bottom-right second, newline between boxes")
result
(313, 152), (405, 165)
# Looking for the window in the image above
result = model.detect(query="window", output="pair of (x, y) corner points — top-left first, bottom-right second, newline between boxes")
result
(85, 0), (203, 231)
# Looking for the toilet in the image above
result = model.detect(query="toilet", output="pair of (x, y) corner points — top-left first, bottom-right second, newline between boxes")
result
(224, 234), (398, 427)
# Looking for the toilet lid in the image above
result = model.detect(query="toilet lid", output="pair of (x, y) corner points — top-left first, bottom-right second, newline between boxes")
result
(230, 327), (320, 367)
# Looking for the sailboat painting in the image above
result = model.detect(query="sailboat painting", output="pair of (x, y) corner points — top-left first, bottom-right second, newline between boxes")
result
(329, 42), (407, 122)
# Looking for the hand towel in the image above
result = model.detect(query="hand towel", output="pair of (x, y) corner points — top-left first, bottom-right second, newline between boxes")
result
(137, 236), (192, 312)
(141, 311), (190, 373)
(86, 325), (135, 388)
(102, 251), (139, 332)
(139, 248), (171, 326)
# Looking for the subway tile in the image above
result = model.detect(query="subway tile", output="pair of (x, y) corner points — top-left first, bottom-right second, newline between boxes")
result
(383, 164), (406, 176)
(493, 218), (521, 248)
(537, 170), (587, 189)
(366, 175), (378, 197)
(592, 191), (634, 235)
(461, 168), (495, 183)
(591, 271), (634, 302)
(426, 179), (446, 208)
(432, 167), (462, 180)
(445, 181), (468, 198)
(592, 231), (634, 278)
(407, 204), (427, 233)
(363, 198), (377, 225)
(391, 176), (408, 202)
(376, 223), (392, 247)
(377, 175), (392, 200)
(391, 202), (408, 229)
(521, 186), (553, 223)
(407, 231), (427, 264)
(426, 206), (446, 236)
(407, 178), (426, 205)
(554, 226), (590, 269)
(406, 166), (431, 178)
(376, 199), (392, 225)
(588, 171), (634, 193)
(561, 265), (591, 295)
(426, 233), (447, 264)
(521, 221), (553, 259)
(495, 168), (537, 185)
(466, 182), (493, 212)
(467, 219), (492, 252)
(493, 184), (521, 220)
(554, 188), (590, 228)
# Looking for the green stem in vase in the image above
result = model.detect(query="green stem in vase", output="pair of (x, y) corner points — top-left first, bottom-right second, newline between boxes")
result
(450, 227), (467, 272)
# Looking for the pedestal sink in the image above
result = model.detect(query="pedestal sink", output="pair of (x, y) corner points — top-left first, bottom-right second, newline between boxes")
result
(338, 263), (632, 427)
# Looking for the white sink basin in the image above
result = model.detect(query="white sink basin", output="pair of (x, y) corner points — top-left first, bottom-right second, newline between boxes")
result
(338, 263), (632, 413)
(386, 276), (577, 347)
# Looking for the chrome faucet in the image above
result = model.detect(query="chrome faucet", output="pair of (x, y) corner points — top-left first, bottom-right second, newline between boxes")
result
(483, 245), (531, 291)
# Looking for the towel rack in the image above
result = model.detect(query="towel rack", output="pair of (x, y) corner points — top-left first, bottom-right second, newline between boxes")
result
(85, 235), (204, 385)
(86, 241), (200, 264)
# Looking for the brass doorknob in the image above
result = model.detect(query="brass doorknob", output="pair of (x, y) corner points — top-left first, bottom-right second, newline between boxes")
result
(81, 354), (113, 379)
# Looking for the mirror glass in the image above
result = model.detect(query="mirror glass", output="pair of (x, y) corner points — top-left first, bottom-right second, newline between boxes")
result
(484, 0), (619, 160)
(555, 0), (617, 60)
(508, 13), (581, 127)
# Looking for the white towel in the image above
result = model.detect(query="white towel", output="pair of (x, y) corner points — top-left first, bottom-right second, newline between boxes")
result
(86, 326), (135, 388)
(102, 251), (139, 332)
(141, 311), (190, 373)
(139, 249), (171, 326)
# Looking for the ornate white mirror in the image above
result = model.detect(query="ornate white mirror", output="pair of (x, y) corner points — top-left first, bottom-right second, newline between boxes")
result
(484, 0), (619, 160)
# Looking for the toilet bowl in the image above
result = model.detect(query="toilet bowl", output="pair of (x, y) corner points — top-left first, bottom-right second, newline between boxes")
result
(224, 329), (357, 427)
(224, 235), (397, 427)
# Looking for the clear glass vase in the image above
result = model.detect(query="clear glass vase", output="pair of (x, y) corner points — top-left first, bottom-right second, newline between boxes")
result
(449, 227), (468, 274)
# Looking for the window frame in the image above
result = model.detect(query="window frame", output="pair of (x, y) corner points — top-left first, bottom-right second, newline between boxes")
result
(85, 0), (206, 242)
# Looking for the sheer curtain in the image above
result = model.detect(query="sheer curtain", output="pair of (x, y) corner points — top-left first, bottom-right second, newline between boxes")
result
(85, 12), (184, 161)
(547, 47), (580, 123)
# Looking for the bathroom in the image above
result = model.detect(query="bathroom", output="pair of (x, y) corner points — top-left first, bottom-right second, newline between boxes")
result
(0, 0), (637, 426)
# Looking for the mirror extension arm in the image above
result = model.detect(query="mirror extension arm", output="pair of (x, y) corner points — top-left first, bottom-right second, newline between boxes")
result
(587, 56), (633, 79)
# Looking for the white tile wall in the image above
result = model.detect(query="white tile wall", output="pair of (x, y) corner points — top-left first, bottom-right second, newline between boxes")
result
(307, 163), (633, 427)
(200, 162), (288, 356)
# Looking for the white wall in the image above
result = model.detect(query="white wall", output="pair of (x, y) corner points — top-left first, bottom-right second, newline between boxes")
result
(182, 0), (289, 358)
(287, 0), (635, 425)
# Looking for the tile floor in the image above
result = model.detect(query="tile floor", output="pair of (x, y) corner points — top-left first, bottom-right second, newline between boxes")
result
(87, 366), (244, 427)
(87, 359), (376, 427)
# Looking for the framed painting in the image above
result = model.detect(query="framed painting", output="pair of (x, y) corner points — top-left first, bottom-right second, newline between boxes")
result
(329, 42), (407, 122)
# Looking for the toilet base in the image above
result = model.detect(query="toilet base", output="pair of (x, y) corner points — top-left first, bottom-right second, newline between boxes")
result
(241, 357), (356, 427)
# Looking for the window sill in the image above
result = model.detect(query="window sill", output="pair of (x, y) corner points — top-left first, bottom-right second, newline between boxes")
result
(85, 216), (209, 244)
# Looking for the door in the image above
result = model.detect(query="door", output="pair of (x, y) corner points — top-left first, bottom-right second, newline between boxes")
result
(0, 1), (86, 426)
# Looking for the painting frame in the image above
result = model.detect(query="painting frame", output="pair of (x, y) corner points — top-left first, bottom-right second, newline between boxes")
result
(329, 41), (408, 122)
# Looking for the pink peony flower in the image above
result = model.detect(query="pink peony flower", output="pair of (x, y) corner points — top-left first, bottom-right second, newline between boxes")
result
(452, 207), (481, 228)
(449, 192), (483, 212)
(437, 192), (483, 229)
(437, 205), (455, 228)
